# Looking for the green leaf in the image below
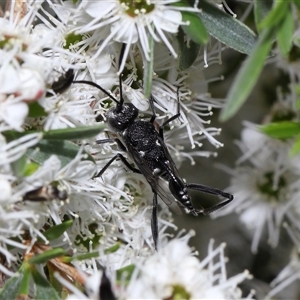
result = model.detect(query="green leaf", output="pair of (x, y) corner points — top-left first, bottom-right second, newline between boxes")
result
(43, 125), (105, 140)
(258, 1), (289, 30)
(104, 242), (121, 254)
(172, 1), (208, 45)
(254, 0), (273, 27)
(23, 161), (40, 176)
(198, 0), (257, 54)
(64, 251), (99, 262)
(143, 25), (154, 99)
(290, 134), (300, 156)
(276, 4), (294, 57)
(43, 220), (73, 241)
(31, 267), (60, 300)
(293, 0), (300, 9)
(3, 124), (105, 141)
(116, 264), (135, 283)
(11, 155), (39, 177)
(10, 154), (27, 177)
(0, 273), (24, 300)
(28, 102), (47, 117)
(180, 11), (208, 44)
(18, 264), (31, 297)
(259, 121), (300, 139)
(26, 139), (95, 168)
(220, 28), (274, 121)
(177, 27), (201, 70)
(28, 248), (67, 264)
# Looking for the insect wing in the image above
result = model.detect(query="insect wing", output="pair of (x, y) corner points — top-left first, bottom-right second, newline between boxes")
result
(155, 177), (183, 215)
(125, 143), (183, 215)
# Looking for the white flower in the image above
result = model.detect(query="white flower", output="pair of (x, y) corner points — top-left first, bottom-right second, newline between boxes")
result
(124, 233), (252, 299)
(75, 0), (199, 71)
(63, 234), (252, 299)
(0, 132), (42, 276)
(213, 124), (300, 252)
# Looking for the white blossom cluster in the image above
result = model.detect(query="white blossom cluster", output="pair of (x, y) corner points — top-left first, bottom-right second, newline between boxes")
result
(67, 233), (253, 299)
(0, 0), (252, 298)
(213, 120), (300, 253)
(211, 32), (300, 297)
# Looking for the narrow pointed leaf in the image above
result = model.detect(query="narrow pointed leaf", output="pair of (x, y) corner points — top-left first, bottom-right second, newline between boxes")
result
(181, 11), (208, 44)
(276, 5), (294, 57)
(42, 125), (105, 140)
(177, 27), (200, 70)
(254, 0), (273, 27)
(172, 1), (208, 45)
(28, 102), (47, 117)
(64, 251), (99, 262)
(290, 134), (300, 157)
(294, 0), (300, 9)
(43, 220), (73, 241)
(198, 0), (257, 54)
(116, 264), (135, 283)
(32, 268), (60, 300)
(105, 242), (121, 254)
(28, 248), (67, 264)
(26, 139), (95, 167)
(10, 154), (27, 177)
(259, 121), (300, 139)
(0, 273), (24, 300)
(3, 124), (105, 141)
(258, 1), (288, 30)
(17, 265), (31, 297)
(220, 28), (274, 121)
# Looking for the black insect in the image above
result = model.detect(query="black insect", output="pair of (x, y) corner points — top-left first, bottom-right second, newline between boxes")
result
(73, 45), (234, 249)
(47, 68), (75, 96)
(23, 183), (68, 202)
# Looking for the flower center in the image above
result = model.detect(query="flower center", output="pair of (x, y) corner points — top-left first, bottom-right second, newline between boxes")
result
(257, 172), (286, 201)
(120, 0), (155, 17)
(164, 284), (191, 300)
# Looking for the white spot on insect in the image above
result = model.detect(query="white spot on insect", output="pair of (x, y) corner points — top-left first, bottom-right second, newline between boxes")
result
(153, 168), (160, 175)
(156, 140), (160, 146)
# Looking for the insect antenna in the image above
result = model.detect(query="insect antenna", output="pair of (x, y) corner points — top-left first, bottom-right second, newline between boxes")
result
(72, 79), (120, 105)
(116, 43), (126, 112)
(70, 44), (128, 108)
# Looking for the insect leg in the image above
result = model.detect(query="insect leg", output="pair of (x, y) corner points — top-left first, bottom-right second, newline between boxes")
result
(118, 43), (126, 107)
(95, 153), (141, 178)
(96, 138), (127, 152)
(151, 192), (158, 250)
(158, 88), (181, 140)
(186, 183), (233, 215)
